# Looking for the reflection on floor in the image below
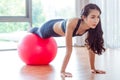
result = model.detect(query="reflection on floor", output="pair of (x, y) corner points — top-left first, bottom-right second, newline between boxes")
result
(0, 47), (120, 80)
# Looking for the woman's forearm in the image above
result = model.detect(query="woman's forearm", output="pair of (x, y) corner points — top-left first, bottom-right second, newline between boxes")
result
(61, 52), (72, 72)
(88, 49), (106, 74)
(89, 49), (95, 70)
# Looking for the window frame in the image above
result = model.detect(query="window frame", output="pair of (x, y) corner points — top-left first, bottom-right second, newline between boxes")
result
(0, 0), (32, 27)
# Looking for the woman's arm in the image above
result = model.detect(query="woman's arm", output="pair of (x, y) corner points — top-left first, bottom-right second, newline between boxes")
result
(88, 48), (106, 74)
(88, 49), (95, 70)
(60, 18), (78, 77)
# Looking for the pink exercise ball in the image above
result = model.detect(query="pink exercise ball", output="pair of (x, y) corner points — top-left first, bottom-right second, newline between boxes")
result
(17, 33), (57, 65)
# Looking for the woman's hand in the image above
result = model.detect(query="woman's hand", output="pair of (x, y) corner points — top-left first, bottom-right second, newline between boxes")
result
(61, 72), (72, 77)
(91, 69), (106, 74)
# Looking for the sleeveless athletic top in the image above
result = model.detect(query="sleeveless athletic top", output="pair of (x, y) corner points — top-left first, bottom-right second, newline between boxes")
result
(61, 19), (83, 36)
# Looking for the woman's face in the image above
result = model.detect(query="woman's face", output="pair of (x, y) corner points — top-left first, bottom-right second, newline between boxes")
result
(83, 9), (100, 29)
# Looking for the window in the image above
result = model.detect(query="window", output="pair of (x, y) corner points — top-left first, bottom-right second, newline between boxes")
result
(0, 0), (25, 16)
(0, 0), (76, 50)
(0, 0), (32, 51)
(0, 0), (32, 24)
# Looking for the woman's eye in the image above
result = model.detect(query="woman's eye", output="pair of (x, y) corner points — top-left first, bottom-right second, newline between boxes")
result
(91, 17), (95, 19)
(97, 16), (100, 18)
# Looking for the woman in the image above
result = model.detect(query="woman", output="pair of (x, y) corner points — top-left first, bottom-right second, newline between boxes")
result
(29, 3), (106, 77)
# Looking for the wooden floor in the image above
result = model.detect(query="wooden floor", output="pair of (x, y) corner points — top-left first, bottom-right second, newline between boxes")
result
(0, 47), (120, 80)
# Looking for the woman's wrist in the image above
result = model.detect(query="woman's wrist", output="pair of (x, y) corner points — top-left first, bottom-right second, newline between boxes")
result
(61, 70), (65, 73)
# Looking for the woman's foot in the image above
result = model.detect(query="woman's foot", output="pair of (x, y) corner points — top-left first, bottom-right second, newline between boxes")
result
(91, 69), (106, 74)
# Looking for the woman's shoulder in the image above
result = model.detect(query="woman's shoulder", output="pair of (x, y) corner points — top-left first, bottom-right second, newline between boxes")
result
(49, 18), (80, 21)
(66, 17), (81, 26)
(65, 18), (81, 30)
(68, 17), (80, 21)
(66, 17), (81, 25)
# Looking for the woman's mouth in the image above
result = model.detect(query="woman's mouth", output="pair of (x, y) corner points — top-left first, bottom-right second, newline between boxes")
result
(93, 24), (96, 26)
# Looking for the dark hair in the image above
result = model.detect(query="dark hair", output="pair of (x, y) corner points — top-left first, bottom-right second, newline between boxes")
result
(81, 3), (105, 55)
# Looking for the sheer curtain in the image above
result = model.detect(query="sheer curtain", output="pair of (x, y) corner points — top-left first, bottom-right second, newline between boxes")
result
(89, 0), (120, 48)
